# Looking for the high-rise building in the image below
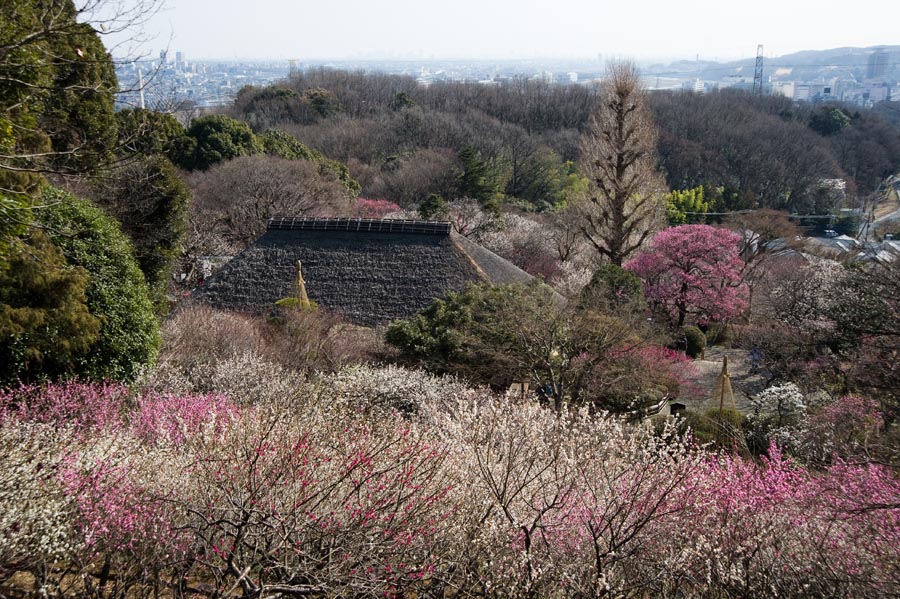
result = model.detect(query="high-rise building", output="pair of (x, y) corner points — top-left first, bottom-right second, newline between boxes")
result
(867, 48), (889, 80)
(159, 49), (168, 64)
(175, 51), (184, 66)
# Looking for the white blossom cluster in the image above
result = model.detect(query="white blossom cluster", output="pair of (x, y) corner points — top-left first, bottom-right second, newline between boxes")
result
(1, 366), (897, 598)
(0, 424), (79, 567)
(322, 363), (478, 420)
(746, 382), (808, 451)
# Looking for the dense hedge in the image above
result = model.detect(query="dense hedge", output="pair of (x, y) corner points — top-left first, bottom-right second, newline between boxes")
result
(38, 187), (159, 381)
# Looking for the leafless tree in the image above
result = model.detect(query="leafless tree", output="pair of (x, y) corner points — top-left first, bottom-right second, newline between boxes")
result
(724, 209), (805, 318)
(575, 62), (665, 265)
(446, 198), (502, 240)
(186, 154), (355, 255)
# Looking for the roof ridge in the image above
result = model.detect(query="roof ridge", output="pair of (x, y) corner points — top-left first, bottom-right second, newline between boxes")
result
(267, 216), (451, 235)
(449, 234), (491, 283)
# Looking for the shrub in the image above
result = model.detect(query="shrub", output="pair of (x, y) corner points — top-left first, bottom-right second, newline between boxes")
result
(157, 305), (267, 370)
(0, 230), (99, 386)
(354, 197), (401, 218)
(386, 281), (661, 412)
(0, 423), (78, 571)
(92, 155), (190, 313)
(580, 263), (646, 312)
(38, 187), (159, 382)
(0, 380), (129, 433)
(477, 213), (563, 282)
(152, 304), (378, 393)
(272, 305), (381, 373)
(115, 108), (187, 157)
(147, 351), (304, 403)
(321, 364), (475, 418)
(745, 382), (807, 454)
(258, 127), (318, 161)
(131, 391), (239, 446)
(798, 395), (884, 466)
(174, 114), (262, 170)
(418, 193), (449, 220)
(259, 128), (360, 196)
(679, 324), (707, 358)
(1, 380), (899, 598)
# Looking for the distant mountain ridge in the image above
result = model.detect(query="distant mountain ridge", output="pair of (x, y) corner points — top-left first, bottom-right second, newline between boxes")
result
(647, 45), (900, 82)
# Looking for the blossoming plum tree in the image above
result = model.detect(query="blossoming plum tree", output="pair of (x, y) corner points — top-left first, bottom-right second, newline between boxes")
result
(625, 224), (749, 326)
(0, 375), (898, 598)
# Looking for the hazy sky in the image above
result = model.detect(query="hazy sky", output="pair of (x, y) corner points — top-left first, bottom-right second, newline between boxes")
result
(122, 0), (896, 62)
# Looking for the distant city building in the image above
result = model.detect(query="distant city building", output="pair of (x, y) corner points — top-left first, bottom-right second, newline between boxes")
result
(113, 51), (895, 114)
(773, 81), (794, 98)
(867, 48), (889, 80)
(683, 78), (705, 93)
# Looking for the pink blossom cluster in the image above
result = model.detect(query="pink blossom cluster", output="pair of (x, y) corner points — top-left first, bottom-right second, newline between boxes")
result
(58, 459), (183, 557)
(131, 391), (239, 445)
(354, 197), (401, 218)
(0, 380), (129, 433)
(622, 344), (699, 394)
(0, 378), (897, 598)
(626, 224), (749, 325)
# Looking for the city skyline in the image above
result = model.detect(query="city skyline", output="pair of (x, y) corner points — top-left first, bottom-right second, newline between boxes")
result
(112, 0), (898, 62)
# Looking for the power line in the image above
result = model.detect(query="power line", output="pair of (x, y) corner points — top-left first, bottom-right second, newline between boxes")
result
(682, 210), (852, 219)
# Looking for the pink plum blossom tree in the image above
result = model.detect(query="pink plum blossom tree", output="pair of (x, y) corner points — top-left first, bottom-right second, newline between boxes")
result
(1, 375), (898, 598)
(354, 197), (401, 218)
(626, 224), (749, 326)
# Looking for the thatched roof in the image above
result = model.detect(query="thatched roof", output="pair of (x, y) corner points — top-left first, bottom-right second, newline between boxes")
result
(194, 217), (533, 326)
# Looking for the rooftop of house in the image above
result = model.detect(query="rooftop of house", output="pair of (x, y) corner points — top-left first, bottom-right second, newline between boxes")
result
(193, 217), (534, 326)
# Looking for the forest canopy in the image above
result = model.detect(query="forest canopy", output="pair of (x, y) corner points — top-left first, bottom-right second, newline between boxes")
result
(227, 69), (900, 214)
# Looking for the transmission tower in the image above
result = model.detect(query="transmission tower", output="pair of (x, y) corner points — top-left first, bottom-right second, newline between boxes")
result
(753, 44), (764, 95)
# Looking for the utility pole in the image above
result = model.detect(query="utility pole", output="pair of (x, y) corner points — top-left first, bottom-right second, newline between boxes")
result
(753, 44), (764, 95)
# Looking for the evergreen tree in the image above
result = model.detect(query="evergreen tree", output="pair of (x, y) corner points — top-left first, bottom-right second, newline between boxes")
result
(0, 230), (99, 385)
(39, 187), (159, 381)
(458, 146), (506, 209)
(174, 114), (262, 171)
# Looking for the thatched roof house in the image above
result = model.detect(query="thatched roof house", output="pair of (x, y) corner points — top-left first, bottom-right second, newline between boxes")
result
(194, 217), (533, 326)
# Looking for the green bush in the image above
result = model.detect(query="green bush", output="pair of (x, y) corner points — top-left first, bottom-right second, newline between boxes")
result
(418, 193), (449, 220)
(258, 128), (360, 197)
(680, 325), (707, 358)
(38, 187), (159, 381)
(0, 230), (100, 386)
(174, 114), (262, 171)
(259, 128), (317, 161)
(115, 108), (187, 157)
(580, 264), (645, 312)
